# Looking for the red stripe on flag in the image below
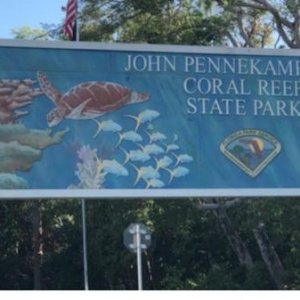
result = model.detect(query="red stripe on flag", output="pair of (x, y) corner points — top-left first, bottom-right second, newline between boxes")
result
(63, 0), (77, 40)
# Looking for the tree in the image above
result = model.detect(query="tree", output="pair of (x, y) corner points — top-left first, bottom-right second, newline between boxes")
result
(79, 0), (230, 45)
(11, 26), (48, 40)
(215, 0), (300, 48)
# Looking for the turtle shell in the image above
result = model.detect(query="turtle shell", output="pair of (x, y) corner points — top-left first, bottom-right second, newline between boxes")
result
(61, 82), (132, 117)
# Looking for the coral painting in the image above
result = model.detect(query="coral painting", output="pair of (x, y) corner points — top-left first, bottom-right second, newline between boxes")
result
(0, 78), (41, 124)
(0, 77), (68, 189)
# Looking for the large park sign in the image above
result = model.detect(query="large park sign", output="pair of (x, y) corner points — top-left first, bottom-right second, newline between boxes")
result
(0, 39), (300, 198)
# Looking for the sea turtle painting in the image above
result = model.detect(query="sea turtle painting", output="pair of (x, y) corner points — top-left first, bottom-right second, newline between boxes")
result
(37, 71), (150, 127)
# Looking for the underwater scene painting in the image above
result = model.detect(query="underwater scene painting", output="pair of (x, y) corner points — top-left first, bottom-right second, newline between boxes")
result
(1, 41), (300, 196)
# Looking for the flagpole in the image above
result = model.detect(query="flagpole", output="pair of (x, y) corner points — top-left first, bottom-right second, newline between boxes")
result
(76, 21), (80, 42)
(76, 2), (80, 42)
(64, 0), (87, 290)
(74, 2), (88, 290)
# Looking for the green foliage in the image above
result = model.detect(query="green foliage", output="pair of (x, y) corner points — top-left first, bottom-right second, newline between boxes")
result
(79, 0), (229, 45)
(1, 197), (300, 290)
(11, 26), (48, 40)
(40, 200), (83, 289)
(0, 200), (33, 289)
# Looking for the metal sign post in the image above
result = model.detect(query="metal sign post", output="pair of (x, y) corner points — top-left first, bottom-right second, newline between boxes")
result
(81, 198), (89, 290)
(123, 223), (151, 290)
(136, 224), (143, 290)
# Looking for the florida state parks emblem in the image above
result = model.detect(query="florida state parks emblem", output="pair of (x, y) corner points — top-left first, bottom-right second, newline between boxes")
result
(220, 129), (281, 178)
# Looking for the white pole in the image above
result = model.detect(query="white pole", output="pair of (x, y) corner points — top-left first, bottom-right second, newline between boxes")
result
(76, 1), (87, 291)
(76, 0), (80, 42)
(136, 224), (143, 290)
(76, 18), (80, 42)
(81, 199), (89, 290)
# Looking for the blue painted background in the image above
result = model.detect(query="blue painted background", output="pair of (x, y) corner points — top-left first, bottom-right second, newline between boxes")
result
(1, 44), (299, 191)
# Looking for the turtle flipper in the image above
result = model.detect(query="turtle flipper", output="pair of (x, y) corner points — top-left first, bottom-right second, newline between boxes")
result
(82, 109), (105, 119)
(37, 71), (62, 105)
(66, 98), (93, 119)
(47, 107), (64, 127)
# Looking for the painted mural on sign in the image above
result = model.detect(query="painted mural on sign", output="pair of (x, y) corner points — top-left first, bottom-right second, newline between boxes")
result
(0, 69), (193, 191)
(2, 40), (300, 197)
(0, 43), (195, 193)
(0, 77), (68, 188)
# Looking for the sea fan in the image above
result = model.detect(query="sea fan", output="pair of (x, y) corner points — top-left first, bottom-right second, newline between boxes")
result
(75, 145), (105, 189)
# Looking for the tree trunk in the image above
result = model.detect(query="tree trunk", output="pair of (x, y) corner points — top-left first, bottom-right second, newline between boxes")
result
(32, 200), (43, 290)
(214, 205), (254, 269)
(253, 222), (286, 289)
(144, 250), (154, 288)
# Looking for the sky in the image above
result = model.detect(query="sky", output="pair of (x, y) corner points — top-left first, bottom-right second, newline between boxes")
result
(0, 0), (67, 39)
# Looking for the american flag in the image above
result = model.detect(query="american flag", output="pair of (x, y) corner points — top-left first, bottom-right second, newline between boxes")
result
(63, 0), (77, 40)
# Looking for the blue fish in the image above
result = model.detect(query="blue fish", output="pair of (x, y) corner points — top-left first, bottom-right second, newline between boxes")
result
(172, 153), (194, 166)
(97, 159), (129, 176)
(116, 130), (143, 146)
(167, 166), (190, 183)
(139, 143), (165, 155)
(121, 148), (151, 164)
(131, 164), (160, 186)
(125, 109), (160, 131)
(146, 178), (165, 189)
(93, 119), (122, 138)
(166, 143), (180, 153)
(155, 156), (173, 170)
(147, 131), (167, 143)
